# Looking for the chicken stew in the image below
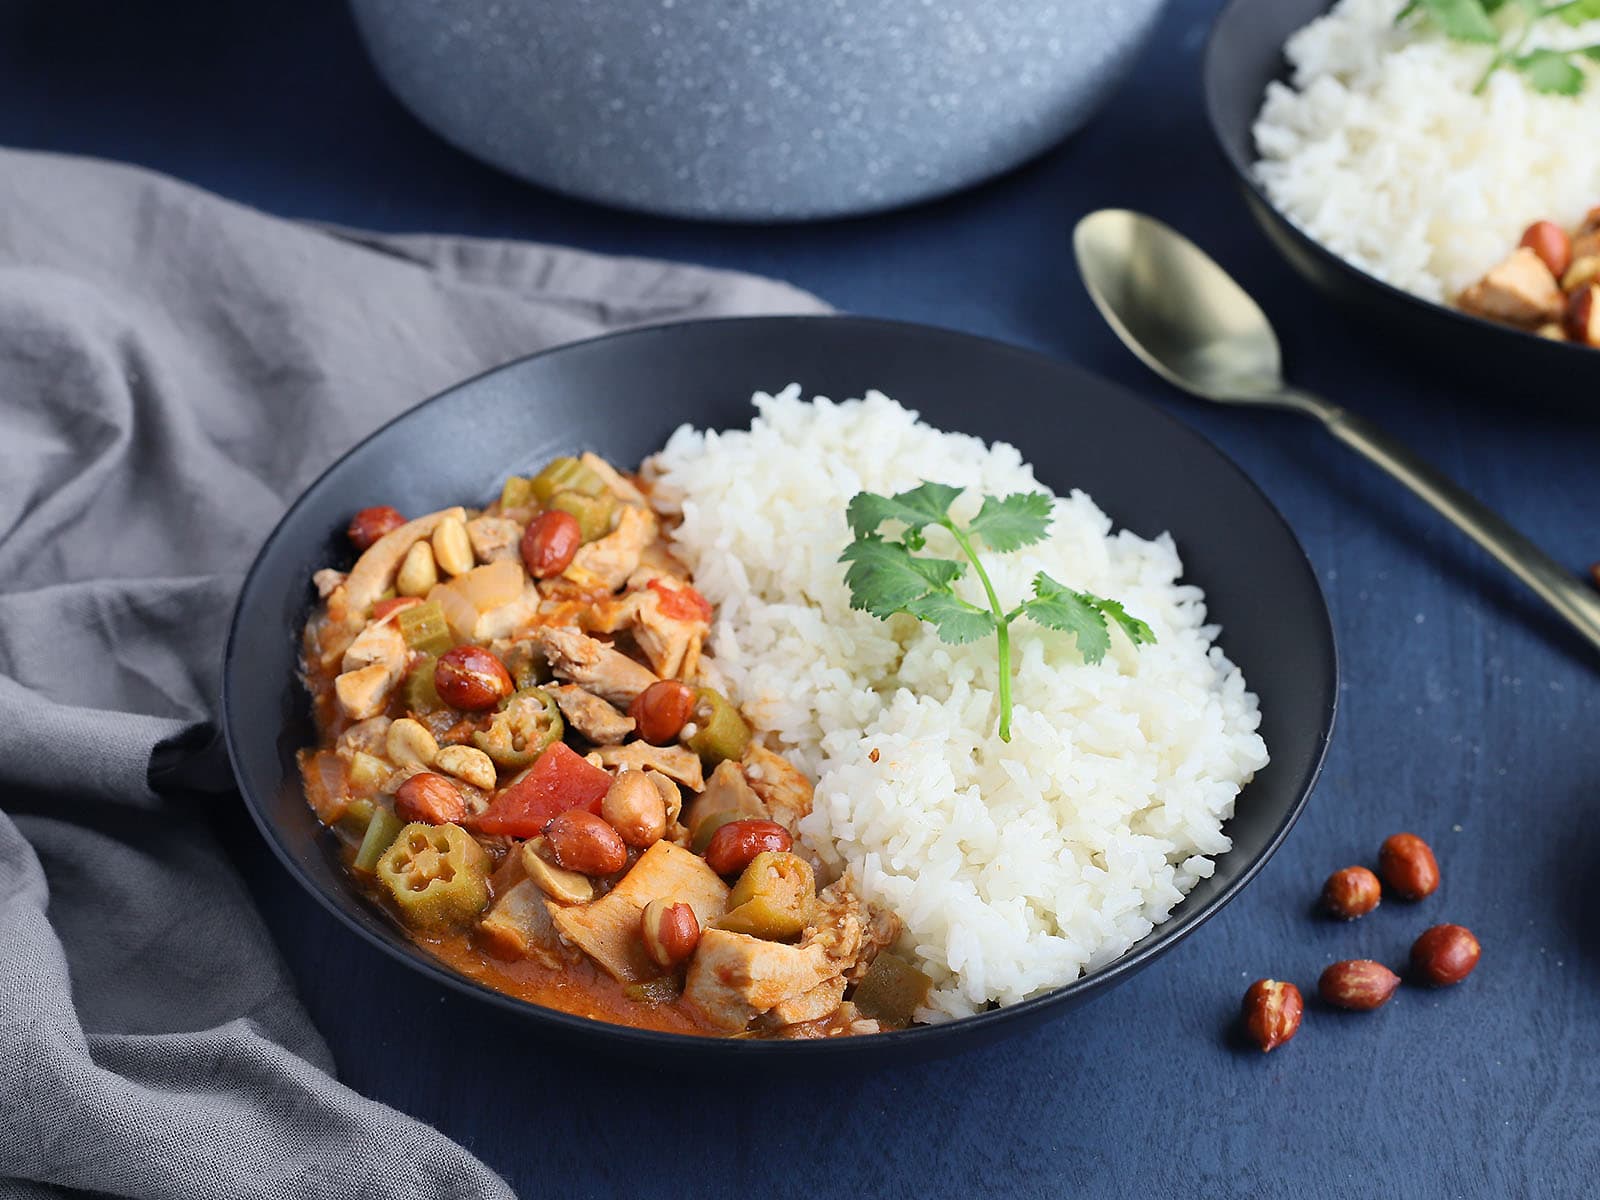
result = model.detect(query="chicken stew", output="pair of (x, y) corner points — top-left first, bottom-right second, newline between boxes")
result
(298, 452), (928, 1038)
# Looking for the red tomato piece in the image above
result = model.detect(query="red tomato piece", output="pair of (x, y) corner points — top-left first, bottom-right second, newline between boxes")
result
(470, 742), (612, 837)
(648, 579), (713, 623)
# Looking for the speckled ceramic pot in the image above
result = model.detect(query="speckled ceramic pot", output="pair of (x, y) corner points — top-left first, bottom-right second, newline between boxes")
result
(347, 0), (1169, 221)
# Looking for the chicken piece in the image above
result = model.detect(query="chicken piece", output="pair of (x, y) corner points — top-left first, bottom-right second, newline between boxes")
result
(594, 742), (704, 792)
(550, 684), (636, 745)
(805, 876), (903, 983)
(335, 716), (392, 761)
(340, 613), (408, 676)
(767, 976), (847, 1027)
(681, 929), (840, 1032)
(472, 582), (543, 642)
(1563, 255), (1600, 293)
(465, 516), (523, 564)
(549, 842), (729, 982)
(1459, 247), (1564, 326)
(534, 626), (659, 707)
(583, 588), (705, 680)
(312, 568), (346, 600)
(682, 759), (767, 835)
(335, 664), (398, 721)
(479, 878), (565, 967)
(343, 507), (468, 621)
(580, 451), (647, 507)
(565, 505), (658, 592)
(740, 745), (813, 833)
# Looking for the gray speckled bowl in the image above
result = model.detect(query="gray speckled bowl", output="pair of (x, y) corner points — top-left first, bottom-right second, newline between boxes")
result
(347, 0), (1169, 221)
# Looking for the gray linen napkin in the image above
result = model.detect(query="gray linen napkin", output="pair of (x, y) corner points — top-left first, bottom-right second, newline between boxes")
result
(0, 147), (827, 1199)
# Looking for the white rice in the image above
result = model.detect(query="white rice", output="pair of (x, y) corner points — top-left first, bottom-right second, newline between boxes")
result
(1254, 0), (1600, 302)
(649, 388), (1267, 1020)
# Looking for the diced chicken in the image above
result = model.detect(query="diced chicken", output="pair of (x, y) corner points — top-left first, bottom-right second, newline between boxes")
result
(340, 614), (408, 676)
(583, 588), (705, 680)
(740, 745), (813, 833)
(565, 505), (658, 592)
(479, 878), (565, 967)
(768, 976), (847, 1026)
(472, 582), (543, 642)
(624, 544), (691, 594)
(335, 664), (398, 721)
(465, 516), (523, 564)
(682, 759), (767, 835)
(335, 716), (392, 761)
(343, 507), (467, 620)
(805, 876), (903, 984)
(534, 626), (659, 707)
(312, 568), (346, 600)
(1459, 247), (1564, 326)
(550, 684), (636, 745)
(595, 742), (704, 792)
(681, 929), (840, 1032)
(580, 451), (647, 506)
(549, 842), (728, 982)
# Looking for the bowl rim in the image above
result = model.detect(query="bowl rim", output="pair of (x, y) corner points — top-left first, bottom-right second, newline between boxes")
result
(221, 313), (1339, 1056)
(1202, 0), (1597, 363)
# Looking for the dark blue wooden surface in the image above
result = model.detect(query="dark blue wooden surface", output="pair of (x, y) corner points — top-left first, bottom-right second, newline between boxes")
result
(5, 1), (1597, 1195)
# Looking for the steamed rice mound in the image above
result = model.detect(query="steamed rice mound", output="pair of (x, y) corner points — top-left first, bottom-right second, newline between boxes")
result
(649, 388), (1268, 1019)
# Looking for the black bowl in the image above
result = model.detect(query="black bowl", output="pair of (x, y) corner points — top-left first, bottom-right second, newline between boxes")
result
(1203, 0), (1599, 390)
(221, 315), (1337, 1063)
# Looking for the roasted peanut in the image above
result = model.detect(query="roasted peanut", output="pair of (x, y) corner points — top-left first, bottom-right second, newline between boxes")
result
(385, 717), (439, 768)
(544, 810), (628, 876)
(396, 541), (439, 597)
(1410, 924), (1481, 987)
(1378, 832), (1439, 901)
(393, 772), (468, 825)
(347, 505), (405, 551)
(1321, 865), (1382, 920)
(628, 679), (697, 745)
(641, 898), (701, 968)
(703, 818), (792, 876)
(1318, 959), (1400, 1011)
(434, 744), (497, 790)
(600, 769), (668, 848)
(1241, 979), (1303, 1053)
(431, 516), (475, 577)
(433, 645), (513, 711)
(1561, 254), (1600, 292)
(521, 510), (582, 579)
(1520, 220), (1573, 279)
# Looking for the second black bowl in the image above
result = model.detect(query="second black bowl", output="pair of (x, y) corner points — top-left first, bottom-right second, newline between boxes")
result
(1203, 0), (1600, 394)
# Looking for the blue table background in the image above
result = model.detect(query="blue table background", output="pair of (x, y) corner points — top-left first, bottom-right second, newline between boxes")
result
(6, 0), (1598, 1194)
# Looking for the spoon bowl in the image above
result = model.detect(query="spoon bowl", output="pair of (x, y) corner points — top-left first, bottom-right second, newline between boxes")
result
(1074, 209), (1285, 403)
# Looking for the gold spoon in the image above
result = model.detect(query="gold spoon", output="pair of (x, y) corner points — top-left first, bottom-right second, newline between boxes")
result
(1074, 208), (1600, 655)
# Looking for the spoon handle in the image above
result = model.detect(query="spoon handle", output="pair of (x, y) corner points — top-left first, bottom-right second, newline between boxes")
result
(1312, 402), (1600, 655)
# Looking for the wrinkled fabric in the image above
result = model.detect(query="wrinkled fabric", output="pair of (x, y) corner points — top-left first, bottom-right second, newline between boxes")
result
(0, 148), (827, 1199)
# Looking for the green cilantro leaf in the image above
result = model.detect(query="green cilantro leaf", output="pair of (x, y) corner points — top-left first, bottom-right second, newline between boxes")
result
(966, 491), (1053, 553)
(1020, 574), (1113, 664)
(1417, 0), (1500, 41)
(839, 536), (961, 619)
(1092, 596), (1158, 647)
(905, 593), (997, 645)
(846, 482), (963, 539)
(1515, 48), (1587, 92)
(1556, 0), (1600, 26)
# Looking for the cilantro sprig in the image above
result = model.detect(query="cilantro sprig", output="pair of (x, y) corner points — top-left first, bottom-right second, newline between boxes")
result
(839, 482), (1155, 743)
(1398, 0), (1600, 95)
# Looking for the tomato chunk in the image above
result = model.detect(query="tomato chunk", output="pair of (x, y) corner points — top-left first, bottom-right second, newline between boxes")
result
(648, 579), (713, 623)
(471, 742), (612, 837)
